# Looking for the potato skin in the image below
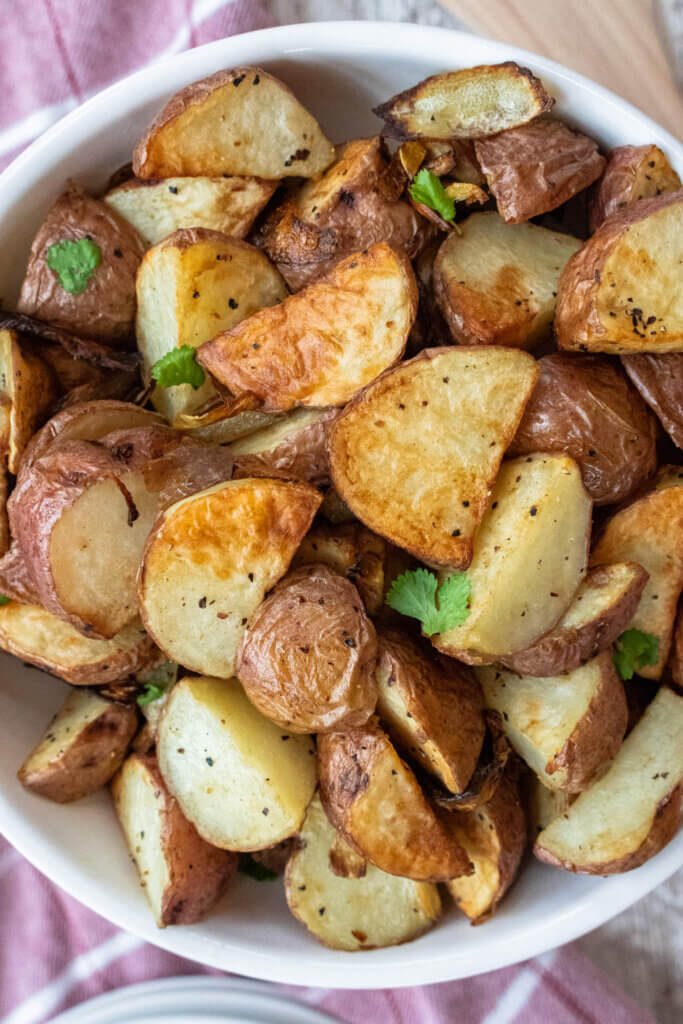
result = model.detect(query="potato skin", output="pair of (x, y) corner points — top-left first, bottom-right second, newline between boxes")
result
(621, 352), (683, 449)
(589, 145), (681, 232)
(17, 183), (145, 347)
(509, 353), (658, 505)
(474, 119), (605, 223)
(232, 409), (337, 486)
(237, 563), (378, 733)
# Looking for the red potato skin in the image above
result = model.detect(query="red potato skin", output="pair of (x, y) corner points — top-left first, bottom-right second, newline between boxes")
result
(621, 353), (683, 449)
(232, 410), (338, 486)
(589, 145), (682, 232)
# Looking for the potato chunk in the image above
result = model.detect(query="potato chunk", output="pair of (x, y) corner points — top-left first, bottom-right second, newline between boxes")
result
(0, 330), (56, 473)
(157, 676), (317, 850)
(231, 408), (337, 486)
(329, 347), (539, 570)
(291, 522), (386, 615)
(285, 795), (441, 951)
(534, 685), (683, 873)
(113, 751), (237, 926)
(23, 399), (165, 467)
(434, 454), (591, 663)
(590, 145), (681, 231)
(198, 244), (417, 412)
(621, 352), (683, 449)
(19, 689), (137, 802)
(478, 653), (627, 792)
(433, 213), (581, 348)
(139, 478), (321, 677)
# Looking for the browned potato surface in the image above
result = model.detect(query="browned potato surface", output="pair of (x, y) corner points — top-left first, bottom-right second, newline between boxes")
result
(198, 244), (417, 412)
(319, 718), (473, 882)
(534, 685), (683, 873)
(17, 184), (145, 346)
(113, 751), (237, 926)
(501, 562), (649, 677)
(375, 630), (485, 794)
(474, 119), (605, 223)
(19, 689), (137, 802)
(621, 352), (683, 449)
(231, 408), (336, 486)
(236, 564), (378, 734)
(556, 190), (683, 354)
(291, 522), (386, 614)
(133, 67), (334, 180)
(590, 144), (681, 231)
(373, 63), (553, 140)
(0, 329), (56, 473)
(445, 768), (526, 924)
(433, 213), (580, 348)
(329, 346), (539, 570)
(22, 400), (165, 467)
(509, 353), (658, 505)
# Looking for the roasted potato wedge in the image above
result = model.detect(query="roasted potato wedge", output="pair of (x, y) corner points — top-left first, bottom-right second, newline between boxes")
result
(198, 244), (417, 412)
(174, 406), (279, 446)
(621, 352), (683, 449)
(17, 183), (145, 347)
(257, 137), (431, 291)
(136, 228), (287, 422)
(669, 610), (683, 689)
(433, 213), (581, 348)
(501, 562), (649, 677)
(236, 564), (378, 734)
(285, 795), (441, 951)
(157, 675), (317, 850)
(139, 477), (321, 677)
(444, 768), (526, 924)
(422, 139), (485, 184)
(434, 454), (592, 663)
(590, 145), (681, 232)
(534, 685), (683, 873)
(291, 522), (385, 614)
(0, 330), (56, 473)
(319, 718), (473, 882)
(474, 119), (605, 223)
(556, 190), (683, 354)
(375, 630), (485, 794)
(0, 466), (8, 558)
(329, 346), (539, 570)
(478, 652), (628, 792)
(19, 689), (137, 802)
(113, 751), (237, 926)
(231, 408), (337, 486)
(509, 353), (658, 505)
(591, 468), (683, 678)
(105, 176), (276, 247)
(133, 67), (334, 180)
(373, 63), (553, 140)
(0, 602), (159, 685)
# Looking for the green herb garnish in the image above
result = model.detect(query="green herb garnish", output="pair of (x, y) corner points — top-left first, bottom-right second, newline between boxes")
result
(613, 629), (660, 681)
(137, 682), (167, 706)
(409, 169), (456, 224)
(0, 595), (11, 606)
(136, 662), (177, 706)
(46, 238), (101, 295)
(385, 567), (471, 636)
(151, 345), (206, 390)
(238, 854), (278, 881)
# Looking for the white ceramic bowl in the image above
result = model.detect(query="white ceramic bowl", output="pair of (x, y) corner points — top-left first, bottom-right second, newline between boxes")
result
(0, 21), (681, 991)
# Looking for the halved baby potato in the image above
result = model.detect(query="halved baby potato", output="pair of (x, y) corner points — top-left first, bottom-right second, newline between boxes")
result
(621, 352), (683, 450)
(139, 477), (321, 677)
(113, 751), (237, 926)
(198, 243), (417, 412)
(157, 675), (317, 851)
(328, 347), (539, 570)
(535, 685), (683, 873)
(318, 717), (473, 882)
(434, 454), (592, 663)
(291, 522), (386, 614)
(285, 795), (441, 951)
(375, 629), (485, 794)
(133, 67), (335, 180)
(0, 329), (56, 472)
(477, 652), (628, 792)
(590, 144), (681, 231)
(19, 689), (138, 802)
(230, 408), (337, 486)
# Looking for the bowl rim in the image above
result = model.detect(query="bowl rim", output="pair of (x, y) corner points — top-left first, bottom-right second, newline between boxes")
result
(0, 19), (681, 990)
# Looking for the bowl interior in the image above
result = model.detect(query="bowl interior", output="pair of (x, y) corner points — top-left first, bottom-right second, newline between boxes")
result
(0, 21), (681, 990)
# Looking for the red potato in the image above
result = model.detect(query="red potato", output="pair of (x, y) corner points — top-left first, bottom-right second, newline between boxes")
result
(621, 352), (683, 449)
(590, 145), (681, 232)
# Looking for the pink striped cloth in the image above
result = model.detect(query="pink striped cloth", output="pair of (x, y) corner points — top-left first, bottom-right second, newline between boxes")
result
(0, 4), (659, 1023)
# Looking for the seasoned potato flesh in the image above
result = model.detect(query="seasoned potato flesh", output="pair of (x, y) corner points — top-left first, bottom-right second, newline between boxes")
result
(535, 686), (683, 873)
(0, 329), (55, 473)
(285, 796), (441, 951)
(139, 478), (321, 678)
(435, 454), (591, 661)
(157, 676), (317, 850)
(329, 347), (539, 569)
(434, 214), (581, 348)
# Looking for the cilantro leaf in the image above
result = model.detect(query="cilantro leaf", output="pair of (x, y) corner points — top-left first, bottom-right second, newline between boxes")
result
(0, 595), (11, 606)
(46, 238), (101, 295)
(238, 854), (278, 881)
(385, 567), (471, 636)
(613, 629), (660, 680)
(136, 661), (178, 706)
(408, 169), (456, 224)
(137, 682), (167, 706)
(151, 345), (206, 390)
